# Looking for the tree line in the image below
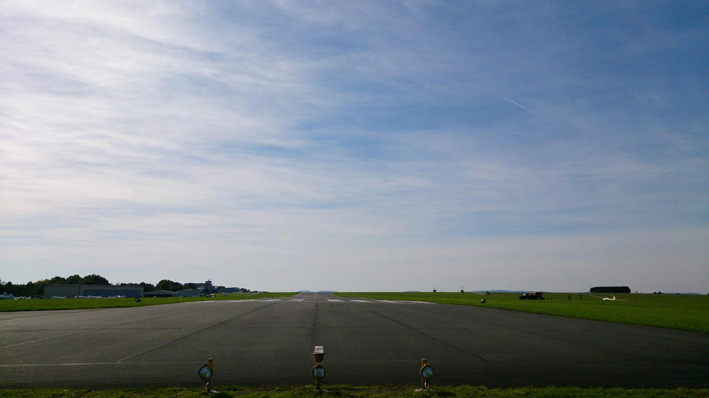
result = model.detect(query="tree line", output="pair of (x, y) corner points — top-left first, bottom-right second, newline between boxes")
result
(0, 274), (205, 297)
(590, 286), (631, 293)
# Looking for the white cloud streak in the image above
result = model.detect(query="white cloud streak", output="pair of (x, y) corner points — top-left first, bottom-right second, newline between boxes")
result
(504, 98), (553, 122)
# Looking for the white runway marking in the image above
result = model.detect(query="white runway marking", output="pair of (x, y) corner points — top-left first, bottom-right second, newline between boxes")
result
(186, 298), (433, 305)
(344, 299), (434, 305)
(362, 300), (434, 305)
(0, 331), (85, 350)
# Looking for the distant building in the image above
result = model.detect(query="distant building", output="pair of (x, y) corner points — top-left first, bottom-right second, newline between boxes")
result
(0, 293), (14, 300)
(44, 285), (143, 299)
(180, 281), (243, 296)
(144, 290), (177, 298)
(217, 287), (240, 294)
(178, 289), (202, 297)
(187, 280), (213, 290)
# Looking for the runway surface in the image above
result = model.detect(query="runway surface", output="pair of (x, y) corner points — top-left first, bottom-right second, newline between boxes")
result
(1, 292), (707, 388)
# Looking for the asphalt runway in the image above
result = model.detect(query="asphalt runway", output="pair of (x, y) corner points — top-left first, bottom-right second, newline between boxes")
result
(1, 292), (707, 388)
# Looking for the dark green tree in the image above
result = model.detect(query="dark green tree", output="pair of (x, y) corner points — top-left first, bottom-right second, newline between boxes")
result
(80, 274), (110, 285)
(32, 279), (52, 295)
(156, 279), (184, 292)
(66, 274), (81, 284)
(1, 281), (11, 295)
(139, 282), (155, 292)
(9, 282), (28, 297)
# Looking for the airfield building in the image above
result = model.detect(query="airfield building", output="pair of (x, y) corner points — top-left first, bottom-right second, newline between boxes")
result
(144, 290), (178, 298)
(44, 285), (144, 299)
(178, 289), (202, 297)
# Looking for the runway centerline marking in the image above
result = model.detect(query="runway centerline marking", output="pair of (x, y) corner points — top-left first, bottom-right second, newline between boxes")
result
(176, 298), (434, 305)
(0, 331), (88, 350)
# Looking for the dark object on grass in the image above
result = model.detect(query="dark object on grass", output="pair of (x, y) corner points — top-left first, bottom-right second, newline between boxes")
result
(590, 286), (631, 294)
(134, 297), (142, 302)
(519, 292), (544, 300)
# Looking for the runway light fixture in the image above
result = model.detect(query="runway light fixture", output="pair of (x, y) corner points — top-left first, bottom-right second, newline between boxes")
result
(198, 358), (214, 394)
(312, 364), (326, 381)
(312, 345), (327, 392)
(313, 345), (325, 363)
(418, 358), (434, 391)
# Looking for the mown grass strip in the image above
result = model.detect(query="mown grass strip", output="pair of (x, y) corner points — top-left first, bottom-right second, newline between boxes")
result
(335, 292), (709, 334)
(2, 385), (708, 398)
(0, 292), (298, 312)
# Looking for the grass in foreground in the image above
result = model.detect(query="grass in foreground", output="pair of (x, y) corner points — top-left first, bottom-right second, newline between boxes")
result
(335, 292), (709, 334)
(0, 292), (298, 312)
(2, 386), (708, 398)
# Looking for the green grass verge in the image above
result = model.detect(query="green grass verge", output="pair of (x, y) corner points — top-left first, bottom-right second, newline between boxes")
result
(335, 292), (709, 334)
(0, 292), (298, 312)
(2, 386), (708, 398)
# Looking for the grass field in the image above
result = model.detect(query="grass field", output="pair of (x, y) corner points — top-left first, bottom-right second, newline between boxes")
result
(2, 385), (708, 398)
(0, 292), (297, 312)
(335, 292), (709, 334)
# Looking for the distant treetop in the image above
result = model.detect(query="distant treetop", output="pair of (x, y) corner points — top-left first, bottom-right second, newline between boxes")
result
(590, 286), (631, 294)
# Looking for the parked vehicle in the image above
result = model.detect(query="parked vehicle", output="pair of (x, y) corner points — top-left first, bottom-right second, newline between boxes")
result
(519, 292), (544, 300)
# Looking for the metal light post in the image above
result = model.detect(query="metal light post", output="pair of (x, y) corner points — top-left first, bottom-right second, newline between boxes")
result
(198, 358), (214, 394)
(418, 358), (434, 391)
(312, 346), (327, 392)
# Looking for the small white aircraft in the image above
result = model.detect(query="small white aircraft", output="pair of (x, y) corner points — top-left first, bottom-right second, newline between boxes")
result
(602, 295), (626, 301)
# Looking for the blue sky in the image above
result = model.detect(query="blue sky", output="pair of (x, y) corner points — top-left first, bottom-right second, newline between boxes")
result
(1, 1), (707, 292)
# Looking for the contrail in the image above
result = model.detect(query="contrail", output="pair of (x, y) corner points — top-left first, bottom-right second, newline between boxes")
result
(504, 98), (553, 122)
